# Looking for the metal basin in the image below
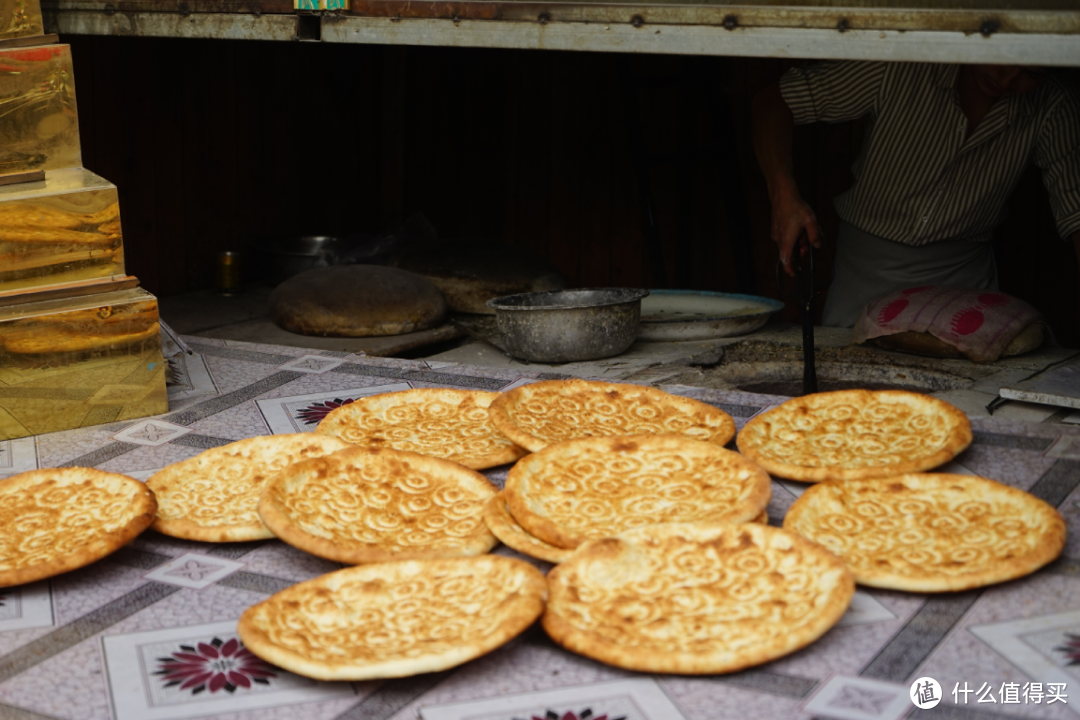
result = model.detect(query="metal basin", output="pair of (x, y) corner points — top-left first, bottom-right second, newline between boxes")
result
(487, 288), (649, 363)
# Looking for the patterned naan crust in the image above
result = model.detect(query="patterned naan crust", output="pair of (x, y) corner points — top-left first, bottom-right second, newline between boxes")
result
(737, 390), (972, 482)
(483, 493), (572, 564)
(316, 388), (528, 469)
(504, 434), (771, 549)
(147, 434), (351, 542)
(238, 556), (547, 680)
(258, 446), (499, 564)
(487, 379), (736, 452)
(0, 468), (156, 587)
(543, 522), (854, 674)
(783, 473), (1066, 592)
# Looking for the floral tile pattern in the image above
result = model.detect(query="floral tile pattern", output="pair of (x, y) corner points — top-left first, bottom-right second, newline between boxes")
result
(165, 351), (218, 404)
(278, 355), (347, 375)
(255, 383), (411, 434)
(143, 553), (246, 590)
(153, 636), (277, 696)
(112, 420), (193, 447)
(970, 609), (1080, 693)
(801, 676), (911, 720)
(102, 620), (354, 720)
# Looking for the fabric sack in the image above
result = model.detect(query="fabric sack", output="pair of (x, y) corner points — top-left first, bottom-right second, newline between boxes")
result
(853, 286), (1042, 364)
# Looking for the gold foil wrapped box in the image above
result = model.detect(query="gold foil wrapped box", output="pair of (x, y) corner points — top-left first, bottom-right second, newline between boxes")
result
(0, 287), (168, 440)
(0, 43), (80, 176)
(0, 168), (124, 293)
(0, 0), (43, 41)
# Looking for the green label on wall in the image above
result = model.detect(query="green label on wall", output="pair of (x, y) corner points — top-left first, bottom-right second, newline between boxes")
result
(294, 0), (348, 8)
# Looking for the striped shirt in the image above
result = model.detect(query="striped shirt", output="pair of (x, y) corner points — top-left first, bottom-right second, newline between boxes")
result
(779, 61), (1080, 245)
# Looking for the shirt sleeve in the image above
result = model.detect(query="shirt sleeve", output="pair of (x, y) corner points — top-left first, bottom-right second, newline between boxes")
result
(779, 61), (887, 126)
(1035, 82), (1080, 239)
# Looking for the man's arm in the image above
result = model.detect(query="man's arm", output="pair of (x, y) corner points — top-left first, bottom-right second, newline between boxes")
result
(752, 84), (822, 276)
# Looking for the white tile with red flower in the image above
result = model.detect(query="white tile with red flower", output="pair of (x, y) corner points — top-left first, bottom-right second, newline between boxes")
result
(102, 620), (354, 720)
(970, 609), (1080, 693)
(254, 383), (411, 434)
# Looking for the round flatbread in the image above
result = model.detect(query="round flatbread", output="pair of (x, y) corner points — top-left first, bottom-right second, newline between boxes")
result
(783, 473), (1066, 592)
(258, 446), (499, 564)
(316, 388), (528, 470)
(147, 434), (351, 542)
(504, 434), (771, 549)
(483, 493), (572, 564)
(736, 390), (972, 482)
(488, 379), (736, 453)
(0, 468), (156, 587)
(238, 556), (547, 680)
(544, 522), (854, 674)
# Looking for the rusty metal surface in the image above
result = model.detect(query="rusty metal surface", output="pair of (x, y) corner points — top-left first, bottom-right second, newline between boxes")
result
(326, 16), (1080, 64)
(42, 0), (1080, 33)
(40, 0), (1080, 9)
(47, 10), (298, 38)
(43, 0), (295, 13)
(41, 0), (1080, 58)
(339, 3), (1080, 33)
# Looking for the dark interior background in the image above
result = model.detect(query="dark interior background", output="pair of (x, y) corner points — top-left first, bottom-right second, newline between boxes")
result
(66, 36), (1080, 346)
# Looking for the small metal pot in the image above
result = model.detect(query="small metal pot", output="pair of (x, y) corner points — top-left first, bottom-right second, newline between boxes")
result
(262, 236), (339, 285)
(486, 288), (649, 363)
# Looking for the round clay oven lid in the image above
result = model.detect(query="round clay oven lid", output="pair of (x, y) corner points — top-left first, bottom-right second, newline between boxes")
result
(269, 265), (446, 337)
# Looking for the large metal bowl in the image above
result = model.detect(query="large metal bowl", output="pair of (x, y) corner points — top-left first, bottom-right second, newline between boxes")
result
(486, 288), (649, 363)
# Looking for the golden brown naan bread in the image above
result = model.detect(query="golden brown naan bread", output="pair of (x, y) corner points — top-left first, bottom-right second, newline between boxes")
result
(0, 468), (156, 587)
(783, 473), (1066, 592)
(543, 522), (854, 674)
(488, 379), (736, 452)
(316, 388), (528, 469)
(737, 390), (972, 482)
(238, 556), (547, 680)
(258, 446), (498, 564)
(147, 434), (351, 542)
(504, 434), (770, 549)
(483, 493), (572, 564)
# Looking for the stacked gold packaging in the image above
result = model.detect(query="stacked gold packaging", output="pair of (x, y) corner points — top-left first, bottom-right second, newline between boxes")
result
(0, 1), (168, 440)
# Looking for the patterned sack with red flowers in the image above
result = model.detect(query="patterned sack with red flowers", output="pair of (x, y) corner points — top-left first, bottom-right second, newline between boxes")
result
(852, 286), (1043, 364)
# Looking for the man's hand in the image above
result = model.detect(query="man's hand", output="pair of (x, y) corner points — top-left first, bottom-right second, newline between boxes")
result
(770, 178), (823, 274)
(753, 83), (823, 276)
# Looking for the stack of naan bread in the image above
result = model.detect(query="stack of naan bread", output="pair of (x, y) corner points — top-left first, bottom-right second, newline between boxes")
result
(0, 380), (1064, 682)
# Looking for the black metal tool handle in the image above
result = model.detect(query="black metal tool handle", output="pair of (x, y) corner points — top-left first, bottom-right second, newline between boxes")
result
(776, 235), (819, 396)
(798, 242), (818, 395)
